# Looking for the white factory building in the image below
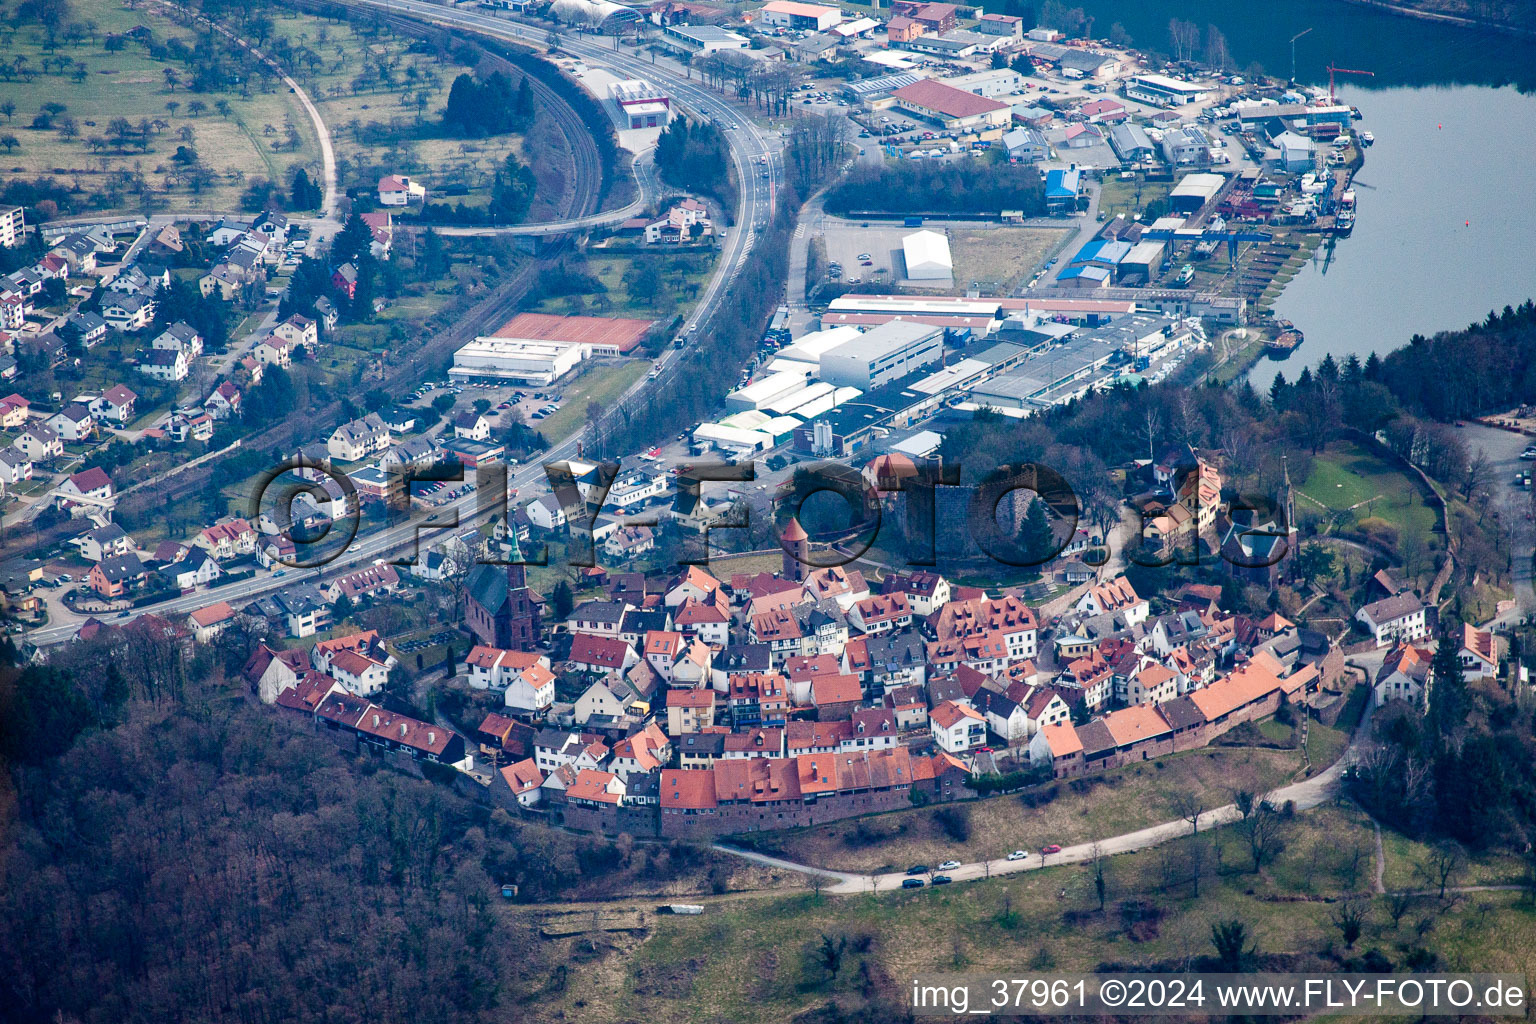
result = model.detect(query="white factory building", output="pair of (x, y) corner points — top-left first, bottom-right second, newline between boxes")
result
(902, 230), (954, 282)
(819, 320), (944, 390)
(610, 79), (671, 129)
(724, 368), (815, 413)
(451, 337), (587, 385)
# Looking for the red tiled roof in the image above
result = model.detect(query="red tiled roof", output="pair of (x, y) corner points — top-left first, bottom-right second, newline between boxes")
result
(891, 79), (1008, 119)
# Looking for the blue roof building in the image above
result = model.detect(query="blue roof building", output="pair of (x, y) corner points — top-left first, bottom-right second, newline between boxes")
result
(1045, 167), (1081, 200)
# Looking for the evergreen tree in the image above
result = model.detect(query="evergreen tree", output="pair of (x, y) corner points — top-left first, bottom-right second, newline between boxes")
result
(1269, 371), (1288, 409)
(1428, 629), (1467, 734)
(551, 580), (574, 620)
(418, 228), (448, 279)
(289, 167), (321, 211)
(1018, 496), (1055, 566)
(488, 153), (536, 224)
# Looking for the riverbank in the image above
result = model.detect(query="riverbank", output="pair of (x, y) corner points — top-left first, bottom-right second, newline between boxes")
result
(1336, 0), (1536, 38)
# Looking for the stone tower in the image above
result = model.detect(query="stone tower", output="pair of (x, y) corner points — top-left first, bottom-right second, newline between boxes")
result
(781, 517), (809, 583)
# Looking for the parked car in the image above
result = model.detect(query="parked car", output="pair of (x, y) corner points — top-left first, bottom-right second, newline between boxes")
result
(931, 875), (953, 885)
(937, 860), (961, 871)
(905, 864), (929, 876)
(1521, 446), (1536, 460)
(902, 878), (925, 889)
(1041, 844), (1062, 855)
(1006, 850), (1029, 861)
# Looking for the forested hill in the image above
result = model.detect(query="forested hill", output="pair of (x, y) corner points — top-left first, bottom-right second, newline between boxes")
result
(1374, 300), (1536, 420)
(0, 647), (730, 1024)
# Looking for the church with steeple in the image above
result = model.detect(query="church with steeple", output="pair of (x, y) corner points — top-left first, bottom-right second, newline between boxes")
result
(1217, 456), (1299, 589)
(463, 527), (541, 650)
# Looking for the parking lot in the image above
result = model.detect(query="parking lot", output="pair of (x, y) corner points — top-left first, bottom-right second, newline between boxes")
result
(405, 379), (564, 428)
(820, 220), (909, 288)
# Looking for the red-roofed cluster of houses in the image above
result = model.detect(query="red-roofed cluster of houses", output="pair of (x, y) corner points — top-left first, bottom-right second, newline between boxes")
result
(451, 557), (1350, 839)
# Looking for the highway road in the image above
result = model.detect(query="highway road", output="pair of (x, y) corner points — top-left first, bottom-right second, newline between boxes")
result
(24, 1), (781, 647)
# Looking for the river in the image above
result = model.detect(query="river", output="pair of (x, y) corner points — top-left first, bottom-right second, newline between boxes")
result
(1077, 0), (1536, 381)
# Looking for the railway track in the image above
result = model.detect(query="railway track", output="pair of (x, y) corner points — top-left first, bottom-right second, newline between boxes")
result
(113, 5), (610, 521)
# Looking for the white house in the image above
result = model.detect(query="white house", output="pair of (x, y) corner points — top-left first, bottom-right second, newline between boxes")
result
(505, 663), (557, 712)
(152, 322), (204, 357)
(138, 348), (189, 382)
(254, 334), (295, 368)
(377, 174), (426, 206)
(89, 384), (138, 426)
(526, 493), (568, 531)
(53, 466), (115, 512)
(272, 314), (319, 349)
(204, 381), (242, 420)
(14, 423), (62, 460)
(1356, 592), (1430, 647)
(101, 293), (157, 331)
(0, 449), (32, 484)
(47, 404), (95, 441)
(500, 759), (545, 807)
(930, 699), (986, 754)
(328, 648), (392, 697)
(1074, 576), (1149, 627)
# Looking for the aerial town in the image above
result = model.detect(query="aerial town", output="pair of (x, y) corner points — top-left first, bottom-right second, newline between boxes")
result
(0, 0), (1534, 1020)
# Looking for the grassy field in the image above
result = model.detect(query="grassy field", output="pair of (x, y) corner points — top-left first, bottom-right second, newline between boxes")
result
(1300, 440), (1438, 541)
(533, 359), (650, 443)
(948, 225), (1065, 293)
(254, 8), (532, 200)
(758, 745), (1304, 873)
(511, 800), (1536, 1024)
(0, 0), (317, 213)
(1097, 175), (1173, 221)
(532, 252), (716, 320)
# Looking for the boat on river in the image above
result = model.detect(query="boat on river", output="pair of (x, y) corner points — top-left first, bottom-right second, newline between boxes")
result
(1266, 319), (1305, 352)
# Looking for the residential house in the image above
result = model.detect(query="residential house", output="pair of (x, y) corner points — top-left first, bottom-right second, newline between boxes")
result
(195, 518), (258, 559)
(53, 466), (115, 512)
(499, 759), (545, 808)
(1356, 592), (1431, 647)
(1458, 623), (1499, 680)
(101, 293), (156, 331)
(72, 522), (133, 562)
(848, 591), (911, 635)
(666, 687), (716, 734)
(254, 334), (294, 368)
(0, 449), (32, 485)
(159, 547), (221, 591)
(273, 314), (319, 349)
(378, 174), (427, 206)
(930, 699), (985, 754)
(14, 422), (62, 460)
(152, 321), (204, 357)
(139, 349), (190, 382)
(568, 633), (640, 676)
(1074, 576), (1149, 627)
(47, 404), (95, 441)
(1373, 642), (1433, 705)
(65, 310), (108, 347)
(89, 384), (138, 426)
(204, 380), (242, 419)
(88, 552), (147, 599)
(327, 412), (390, 461)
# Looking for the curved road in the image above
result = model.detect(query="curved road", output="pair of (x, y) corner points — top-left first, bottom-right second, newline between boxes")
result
(155, 0), (339, 227)
(428, 146), (665, 236)
(25, 1), (779, 648)
(717, 704), (1373, 896)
